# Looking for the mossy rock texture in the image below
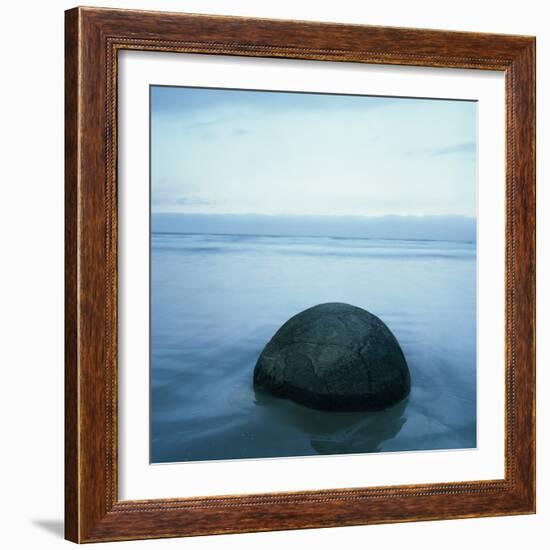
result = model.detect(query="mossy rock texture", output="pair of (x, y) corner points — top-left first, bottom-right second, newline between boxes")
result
(253, 303), (410, 411)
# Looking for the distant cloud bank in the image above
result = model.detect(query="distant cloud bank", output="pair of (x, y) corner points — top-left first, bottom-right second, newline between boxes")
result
(152, 213), (476, 243)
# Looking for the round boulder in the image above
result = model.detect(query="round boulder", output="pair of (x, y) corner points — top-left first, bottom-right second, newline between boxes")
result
(253, 303), (410, 411)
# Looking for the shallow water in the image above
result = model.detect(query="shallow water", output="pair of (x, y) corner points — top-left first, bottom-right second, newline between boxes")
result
(150, 233), (476, 463)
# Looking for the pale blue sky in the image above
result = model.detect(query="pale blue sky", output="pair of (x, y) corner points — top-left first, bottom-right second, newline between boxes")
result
(151, 85), (477, 217)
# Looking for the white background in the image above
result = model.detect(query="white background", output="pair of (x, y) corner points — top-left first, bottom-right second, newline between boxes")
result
(0, 1), (547, 549)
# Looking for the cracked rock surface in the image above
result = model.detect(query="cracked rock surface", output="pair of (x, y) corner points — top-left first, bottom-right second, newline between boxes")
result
(253, 303), (410, 411)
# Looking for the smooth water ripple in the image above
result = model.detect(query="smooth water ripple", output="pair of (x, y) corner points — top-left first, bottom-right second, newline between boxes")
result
(151, 233), (476, 463)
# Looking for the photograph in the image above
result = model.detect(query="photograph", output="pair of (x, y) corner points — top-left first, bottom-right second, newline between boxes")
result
(149, 85), (478, 463)
(52, 2), (538, 544)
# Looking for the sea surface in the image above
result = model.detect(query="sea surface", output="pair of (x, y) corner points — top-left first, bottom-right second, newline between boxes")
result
(150, 232), (477, 463)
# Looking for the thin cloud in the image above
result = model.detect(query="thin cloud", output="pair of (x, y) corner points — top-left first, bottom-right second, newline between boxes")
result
(406, 142), (476, 156)
(432, 142), (476, 156)
(176, 196), (215, 206)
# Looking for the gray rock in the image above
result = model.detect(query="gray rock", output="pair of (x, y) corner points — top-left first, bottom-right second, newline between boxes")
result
(253, 303), (410, 411)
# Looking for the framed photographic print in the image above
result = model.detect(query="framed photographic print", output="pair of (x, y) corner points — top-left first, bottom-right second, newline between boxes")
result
(65, 6), (536, 543)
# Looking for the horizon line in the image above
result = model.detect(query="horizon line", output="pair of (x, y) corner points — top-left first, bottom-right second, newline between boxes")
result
(151, 230), (476, 245)
(152, 212), (476, 220)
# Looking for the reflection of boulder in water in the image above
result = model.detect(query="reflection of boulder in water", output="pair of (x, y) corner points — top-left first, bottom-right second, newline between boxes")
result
(254, 303), (410, 411)
(253, 385), (409, 455)
(310, 398), (408, 454)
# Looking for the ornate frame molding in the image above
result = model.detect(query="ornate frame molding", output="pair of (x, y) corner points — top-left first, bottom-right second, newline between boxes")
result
(65, 7), (535, 542)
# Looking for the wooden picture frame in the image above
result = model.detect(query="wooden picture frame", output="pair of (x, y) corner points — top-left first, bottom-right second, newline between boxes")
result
(65, 6), (536, 543)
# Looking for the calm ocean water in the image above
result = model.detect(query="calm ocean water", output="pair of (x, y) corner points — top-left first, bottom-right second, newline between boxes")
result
(150, 232), (476, 463)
